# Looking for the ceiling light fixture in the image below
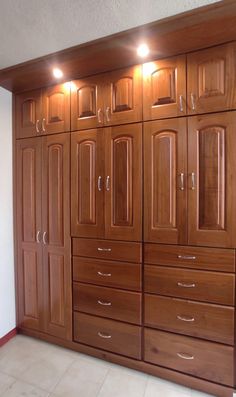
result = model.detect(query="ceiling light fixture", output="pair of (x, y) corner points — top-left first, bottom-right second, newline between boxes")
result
(137, 43), (149, 58)
(53, 68), (63, 78)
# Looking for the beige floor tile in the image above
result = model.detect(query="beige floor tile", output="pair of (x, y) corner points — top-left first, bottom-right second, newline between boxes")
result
(0, 380), (50, 397)
(191, 390), (215, 397)
(144, 375), (191, 397)
(0, 372), (16, 394)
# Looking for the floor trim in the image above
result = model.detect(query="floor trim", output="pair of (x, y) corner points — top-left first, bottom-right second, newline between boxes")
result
(0, 328), (17, 347)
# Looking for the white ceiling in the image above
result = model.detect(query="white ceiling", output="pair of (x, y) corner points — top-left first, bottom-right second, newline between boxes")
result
(0, 0), (220, 70)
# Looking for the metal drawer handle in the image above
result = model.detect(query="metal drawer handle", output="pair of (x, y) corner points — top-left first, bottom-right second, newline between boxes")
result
(98, 271), (111, 277)
(177, 315), (195, 322)
(190, 172), (195, 190)
(98, 108), (103, 123)
(98, 300), (112, 306)
(177, 282), (196, 288)
(106, 175), (110, 191)
(97, 248), (112, 252)
(178, 255), (196, 260)
(36, 120), (40, 134)
(179, 95), (184, 112)
(42, 118), (46, 132)
(177, 352), (194, 360)
(36, 231), (41, 243)
(97, 176), (102, 191)
(98, 332), (112, 339)
(42, 231), (47, 245)
(179, 173), (184, 191)
(190, 93), (196, 111)
(105, 106), (111, 122)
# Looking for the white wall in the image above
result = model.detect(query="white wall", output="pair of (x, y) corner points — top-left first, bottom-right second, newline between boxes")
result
(0, 87), (15, 338)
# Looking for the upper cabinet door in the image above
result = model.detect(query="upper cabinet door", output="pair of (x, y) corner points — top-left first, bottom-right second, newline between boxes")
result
(105, 124), (142, 241)
(42, 83), (70, 134)
(16, 138), (43, 331)
(71, 76), (104, 131)
(143, 55), (186, 120)
(103, 65), (142, 126)
(42, 133), (72, 340)
(144, 118), (187, 244)
(15, 89), (42, 139)
(71, 129), (104, 238)
(187, 43), (235, 115)
(188, 112), (236, 248)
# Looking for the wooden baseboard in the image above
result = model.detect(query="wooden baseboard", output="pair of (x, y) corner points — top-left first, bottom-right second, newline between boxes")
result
(18, 327), (234, 397)
(0, 328), (17, 347)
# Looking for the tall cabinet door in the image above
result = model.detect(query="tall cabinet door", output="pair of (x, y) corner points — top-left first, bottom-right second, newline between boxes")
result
(144, 118), (187, 244)
(71, 129), (104, 238)
(42, 133), (72, 340)
(16, 138), (43, 331)
(42, 84), (70, 135)
(105, 124), (142, 241)
(188, 112), (236, 248)
(15, 89), (42, 139)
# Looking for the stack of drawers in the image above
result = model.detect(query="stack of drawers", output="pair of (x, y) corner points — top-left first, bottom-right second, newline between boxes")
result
(72, 238), (142, 359)
(144, 244), (235, 387)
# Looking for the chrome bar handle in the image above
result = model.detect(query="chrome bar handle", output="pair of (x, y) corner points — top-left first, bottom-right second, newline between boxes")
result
(36, 120), (40, 134)
(177, 282), (196, 288)
(190, 93), (196, 111)
(179, 95), (184, 112)
(106, 175), (110, 191)
(42, 118), (46, 132)
(178, 255), (196, 260)
(36, 231), (41, 243)
(98, 300), (112, 306)
(98, 108), (103, 124)
(177, 315), (195, 322)
(98, 271), (111, 277)
(97, 248), (111, 252)
(177, 352), (194, 360)
(105, 106), (111, 122)
(42, 231), (47, 245)
(191, 172), (195, 190)
(98, 332), (112, 339)
(97, 176), (102, 191)
(179, 173), (184, 191)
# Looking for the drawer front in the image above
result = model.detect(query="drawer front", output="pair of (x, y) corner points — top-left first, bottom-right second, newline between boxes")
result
(144, 265), (235, 305)
(144, 328), (234, 386)
(144, 244), (235, 272)
(73, 283), (142, 324)
(73, 238), (142, 263)
(73, 257), (141, 291)
(145, 295), (234, 345)
(74, 312), (141, 359)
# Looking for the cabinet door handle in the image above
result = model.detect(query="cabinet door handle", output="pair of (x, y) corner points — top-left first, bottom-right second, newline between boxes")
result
(42, 118), (46, 132)
(177, 315), (195, 322)
(98, 108), (103, 123)
(106, 176), (110, 191)
(177, 282), (196, 288)
(42, 231), (47, 245)
(98, 331), (112, 339)
(190, 172), (195, 190)
(190, 93), (196, 111)
(97, 271), (112, 277)
(97, 176), (102, 191)
(177, 352), (194, 360)
(179, 95), (184, 112)
(97, 248), (112, 252)
(98, 300), (112, 306)
(36, 120), (40, 134)
(36, 231), (41, 243)
(105, 106), (111, 122)
(178, 255), (196, 260)
(179, 173), (184, 191)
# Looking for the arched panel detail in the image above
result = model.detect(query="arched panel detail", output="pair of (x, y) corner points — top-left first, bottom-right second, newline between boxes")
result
(78, 85), (96, 118)
(151, 67), (176, 106)
(22, 99), (36, 127)
(22, 148), (36, 242)
(198, 59), (225, 98)
(47, 92), (64, 123)
(113, 77), (133, 112)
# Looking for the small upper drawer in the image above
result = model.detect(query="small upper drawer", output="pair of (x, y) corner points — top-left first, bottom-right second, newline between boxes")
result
(144, 328), (234, 386)
(73, 283), (142, 325)
(73, 238), (142, 263)
(144, 265), (235, 306)
(144, 294), (234, 345)
(144, 244), (235, 272)
(73, 257), (141, 291)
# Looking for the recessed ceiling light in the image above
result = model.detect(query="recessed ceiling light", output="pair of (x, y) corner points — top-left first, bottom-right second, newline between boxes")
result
(53, 68), (63, 78)
(137, 43), (149, 58)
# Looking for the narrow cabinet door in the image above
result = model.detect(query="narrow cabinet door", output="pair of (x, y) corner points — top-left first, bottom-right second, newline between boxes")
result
(42, 84), (70, 134)
(105, 124), (142, 241)
(71, 129), (104, 238)
(42, 134), (72, 340)
(143, 55), (186, 120)
(188, 112), (236, 248)
(144, 119), (187, 244)
(16, 138), (43, 331)
(15, 89), (42, 139)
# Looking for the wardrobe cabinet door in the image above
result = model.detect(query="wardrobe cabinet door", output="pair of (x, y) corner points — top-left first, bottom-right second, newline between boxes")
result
(188, 112), (236, 248)
(143, 55), (186, 120)
(16, 138), (43, 331)
(71, 76), (104, 131)
(105, 124), (142, 241)
(187, 43), (235, 114)
(103, 65), (142, 126)
(71, 130), (104, 238)
(42, 84), (70, 134)
(144, 118), (187, 244)
(15, 89), (42, 139)
(42, 134), (72, 340)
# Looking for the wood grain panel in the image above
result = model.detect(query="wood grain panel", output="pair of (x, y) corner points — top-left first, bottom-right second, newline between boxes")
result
(15, 89), (42, 139)
(48, 254), (65, 326)
(42, 83), (70, 134)
(23, 250), (39, 319)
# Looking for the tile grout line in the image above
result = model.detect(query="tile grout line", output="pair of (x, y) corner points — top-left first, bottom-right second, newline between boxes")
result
(95, 366), (112, 397)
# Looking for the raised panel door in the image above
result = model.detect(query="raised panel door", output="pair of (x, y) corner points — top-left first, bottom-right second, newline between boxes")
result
(15, 89), (42, 139)
(143, 55), (186, 120)
(105, 124), (142, 241)
(16, 138), (43, 331)
(188, 112), (236, 247)
(187, 43), (235, 114)
(42, 84), (70, 134)
(144, 118), (187, 244)
(71, 130), (104, 238)
(42, 133), (72, 339)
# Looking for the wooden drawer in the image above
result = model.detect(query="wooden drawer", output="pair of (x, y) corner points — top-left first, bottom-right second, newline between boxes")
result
(144, 328), (234, 386)
(144, 265), (235, 306)
(73, 283), (142, 324)
(74, 312), (141, 359)
(73, 238), (142, 263)
(145, 294), (234, 345)
(73, 257), (142, 291)
(144, 244), (235, 272)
